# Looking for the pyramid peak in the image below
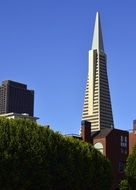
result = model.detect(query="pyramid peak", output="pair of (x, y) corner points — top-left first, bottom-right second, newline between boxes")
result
(91, 12), (104, 52)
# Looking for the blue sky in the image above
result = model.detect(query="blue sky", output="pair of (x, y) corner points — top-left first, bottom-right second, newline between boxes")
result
(0, 1), (136, 134)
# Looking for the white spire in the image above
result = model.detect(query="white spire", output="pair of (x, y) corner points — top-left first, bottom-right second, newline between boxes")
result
(92, 12), (104, 52)
(82, 12), (114, 131)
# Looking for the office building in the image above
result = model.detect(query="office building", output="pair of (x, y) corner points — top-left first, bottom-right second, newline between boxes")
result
(79, 12), (128, 189)
(129, 120), (136, 155)
(82, 12), (114, 131)
(0, 80), (34, 116)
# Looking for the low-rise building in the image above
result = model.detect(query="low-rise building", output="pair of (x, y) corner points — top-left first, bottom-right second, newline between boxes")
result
(129, 120), (136, 155)
(80, 121), (129, 190)
(0, 112), (39, 123)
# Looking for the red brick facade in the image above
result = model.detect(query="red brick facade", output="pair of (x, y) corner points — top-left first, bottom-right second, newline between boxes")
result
(80, 122), (129, 190)
(129, 120), (136, 155)
(106, 129), (128, 189)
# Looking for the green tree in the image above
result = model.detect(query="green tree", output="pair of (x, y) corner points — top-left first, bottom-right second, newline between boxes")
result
(119, 180), (129, 190)
(0, 117), (112, 190)
(124, 146), (136, 190)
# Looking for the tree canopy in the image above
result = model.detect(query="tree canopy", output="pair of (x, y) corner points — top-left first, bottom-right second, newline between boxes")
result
(123, 146), (136, 190)
(0, 117), (112, 190)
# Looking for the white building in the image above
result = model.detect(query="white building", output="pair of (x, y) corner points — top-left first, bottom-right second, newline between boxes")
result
(0, 112), (39, 123)
(82, 12), (114, 131)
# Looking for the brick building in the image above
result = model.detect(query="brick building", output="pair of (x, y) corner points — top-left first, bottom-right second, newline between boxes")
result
(129, 120), (136, 155)
(80, 121), (129, 190)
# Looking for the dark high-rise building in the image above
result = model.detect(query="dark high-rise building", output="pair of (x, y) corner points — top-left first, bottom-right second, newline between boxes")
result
(0, 80), (34, 116)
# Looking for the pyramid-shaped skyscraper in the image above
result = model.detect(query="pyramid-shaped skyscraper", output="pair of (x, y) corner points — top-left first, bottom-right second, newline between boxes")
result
(82, 12), (114, 131)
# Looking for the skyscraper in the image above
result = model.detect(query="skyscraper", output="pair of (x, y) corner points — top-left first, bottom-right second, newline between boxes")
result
(82, 12), (114, 132)
(0, 80), (34, 116)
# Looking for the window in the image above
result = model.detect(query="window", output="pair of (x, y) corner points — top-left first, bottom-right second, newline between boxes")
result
(125, 150), (127, 155)
(94, 142), (104, 154)
(119, 161), (125, 173)
(120, 135), (127, 148)
(120, 148), (128, 155)
(120, 148), (124, 154)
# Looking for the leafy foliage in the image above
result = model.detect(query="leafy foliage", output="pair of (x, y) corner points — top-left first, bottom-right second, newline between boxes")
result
(0, 117), (112, 190)
(123, 146), (136, 190)
(119, 180), (129, 190)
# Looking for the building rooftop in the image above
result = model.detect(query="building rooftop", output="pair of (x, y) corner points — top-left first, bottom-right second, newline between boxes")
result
(0, 112), (39, 123)
(91, 127), (128, 139)
(91, 128), (113, 138)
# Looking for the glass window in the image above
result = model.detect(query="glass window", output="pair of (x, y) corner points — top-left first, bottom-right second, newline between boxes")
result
(125, 149), (127, 155)
(120, 136), (128, 147)
(120, 148), (124, 154)
(119, 161), (124, 173)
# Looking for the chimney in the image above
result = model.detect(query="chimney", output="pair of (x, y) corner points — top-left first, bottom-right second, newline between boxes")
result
(80, 120), (92, 143)
(133, 120), (136, 132)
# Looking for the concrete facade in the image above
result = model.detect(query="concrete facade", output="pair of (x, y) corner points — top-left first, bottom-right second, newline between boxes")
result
(0, 112), (39, 123)
(82, 12), (114, 131)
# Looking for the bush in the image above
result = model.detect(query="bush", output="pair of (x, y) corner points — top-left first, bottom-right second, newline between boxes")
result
(124, 146), (136, 190)
(119, 180), (129, 190)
